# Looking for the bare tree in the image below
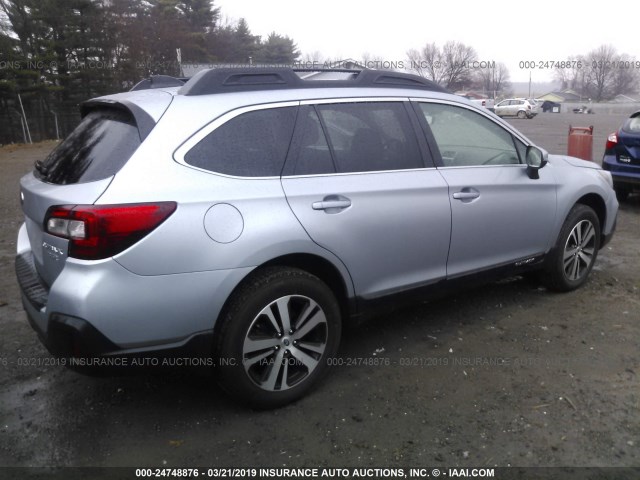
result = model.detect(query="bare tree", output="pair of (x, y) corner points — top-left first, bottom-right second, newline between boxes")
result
(407, 43), (446, 84)
(553, 56), (583, 91)
(611, 53), (639, 98)
(441, 41), (477, 90)
(473, 62), (510, 98)
(583, 45), (617, 101)
(407, 41), (477, 90)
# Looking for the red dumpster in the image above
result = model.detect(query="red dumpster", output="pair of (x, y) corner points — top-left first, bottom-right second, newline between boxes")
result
(568, 125), (594, 161)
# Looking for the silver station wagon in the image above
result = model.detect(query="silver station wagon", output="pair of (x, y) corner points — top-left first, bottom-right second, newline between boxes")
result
(16, 68), (618, 408)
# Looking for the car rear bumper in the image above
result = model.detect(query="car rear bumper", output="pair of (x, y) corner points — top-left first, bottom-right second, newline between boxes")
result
(602, 155), (640, 187)
(15, 224), (253, 361)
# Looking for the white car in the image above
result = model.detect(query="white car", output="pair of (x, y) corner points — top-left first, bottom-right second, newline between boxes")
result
(494, 98), (538, 119)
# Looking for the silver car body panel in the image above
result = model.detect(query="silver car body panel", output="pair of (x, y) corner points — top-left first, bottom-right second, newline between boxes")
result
(437, 163), (558, 277)
(282, 168), (451, 299)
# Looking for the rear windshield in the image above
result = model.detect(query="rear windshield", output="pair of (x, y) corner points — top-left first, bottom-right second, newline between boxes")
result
(35, 108), (141, 185)
(622, 115), (640, 133)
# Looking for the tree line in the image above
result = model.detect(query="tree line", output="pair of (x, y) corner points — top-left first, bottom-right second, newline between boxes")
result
(553, 45), (640, 102)
(406, 41), (639, 102)
(0, 0), (299, 143)
(2, 2), (639, 145)
(407, 42), (512, 97)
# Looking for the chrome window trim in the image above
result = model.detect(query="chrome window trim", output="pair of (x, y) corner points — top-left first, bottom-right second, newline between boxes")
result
(175, 97), (430, 179)
(283, 166), (438, 180)
(436, 164), (527, 170)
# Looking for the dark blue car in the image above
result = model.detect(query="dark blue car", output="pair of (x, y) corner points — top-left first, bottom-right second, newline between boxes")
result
(603, 111), (640, 200)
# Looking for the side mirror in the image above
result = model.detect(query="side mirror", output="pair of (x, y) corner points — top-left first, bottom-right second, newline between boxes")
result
(525, 146), (548, 179)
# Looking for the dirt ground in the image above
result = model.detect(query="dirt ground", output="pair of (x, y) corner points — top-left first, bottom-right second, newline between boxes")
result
(0, 111), (638, 474)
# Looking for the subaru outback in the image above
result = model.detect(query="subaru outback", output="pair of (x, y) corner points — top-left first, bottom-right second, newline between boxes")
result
(16, 68), (618, 408)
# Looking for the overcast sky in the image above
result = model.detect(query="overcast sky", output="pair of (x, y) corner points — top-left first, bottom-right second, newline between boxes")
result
(214, 0), (640, 84)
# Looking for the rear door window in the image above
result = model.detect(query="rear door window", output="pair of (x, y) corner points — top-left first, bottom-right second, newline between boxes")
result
(35, 108), (141, 185)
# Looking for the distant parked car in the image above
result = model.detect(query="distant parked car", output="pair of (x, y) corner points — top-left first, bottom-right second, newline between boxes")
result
(540, 100), (561, 113)
(602, 110), (640, 200)
(494, 98), (537, 119)
(457, 94), (495, 111)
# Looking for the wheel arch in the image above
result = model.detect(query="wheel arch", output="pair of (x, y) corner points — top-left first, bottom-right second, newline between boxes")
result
(575, 193), (607, 247)
(213, 253), (355, 339)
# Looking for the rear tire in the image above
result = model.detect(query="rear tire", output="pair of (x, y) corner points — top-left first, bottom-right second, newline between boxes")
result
(614, 187), (630, 202)
(215, 267), (341, 409)
(517, 110), (526, 119)
(541, 204), (600, 292)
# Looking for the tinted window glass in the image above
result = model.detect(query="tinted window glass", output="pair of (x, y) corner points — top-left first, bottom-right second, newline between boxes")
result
(294, 108), (335, 175)
(185, 107), (297, 177)
(35, 108), (140, 185)
(316, 102), (422, 173)
(419, 103), (521, 167)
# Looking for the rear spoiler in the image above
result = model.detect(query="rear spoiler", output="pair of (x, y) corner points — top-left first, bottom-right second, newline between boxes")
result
(80, 99), (156, 142)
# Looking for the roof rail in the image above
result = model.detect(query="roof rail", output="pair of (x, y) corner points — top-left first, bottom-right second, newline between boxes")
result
(178, 68), (448, 96)
(130, 75), (188, 91)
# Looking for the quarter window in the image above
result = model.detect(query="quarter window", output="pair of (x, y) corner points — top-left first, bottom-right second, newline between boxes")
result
(419, 103), (523, 167)
(184, 106), (297, 177)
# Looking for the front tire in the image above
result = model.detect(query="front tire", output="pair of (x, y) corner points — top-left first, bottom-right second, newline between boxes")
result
(541, 204), (600, 292)
(215, 267), (341, 408)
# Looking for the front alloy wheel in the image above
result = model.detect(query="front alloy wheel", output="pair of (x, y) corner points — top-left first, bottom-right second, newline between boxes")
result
(542, 204), (601, 292)
(562, 219), (596, 282)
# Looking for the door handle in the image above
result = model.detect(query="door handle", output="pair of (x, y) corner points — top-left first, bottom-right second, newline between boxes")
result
(312, 200), (352, 210)
(312, 195), (352, 213)
(452, 188), (480, 202)
(452, 192), (480, 200)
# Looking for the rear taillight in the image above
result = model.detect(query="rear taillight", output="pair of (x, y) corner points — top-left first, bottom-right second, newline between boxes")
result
(605, 132), (618, 151)
(44, 202), (177, 260)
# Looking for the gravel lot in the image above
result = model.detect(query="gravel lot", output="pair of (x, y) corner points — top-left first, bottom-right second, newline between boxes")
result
(0, 111), (638, 475)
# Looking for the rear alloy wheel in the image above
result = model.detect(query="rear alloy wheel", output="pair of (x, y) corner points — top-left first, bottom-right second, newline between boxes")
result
(216, 267), (341, 408)
(517, 110), (527, 119)
(541, 204), (600, 292)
